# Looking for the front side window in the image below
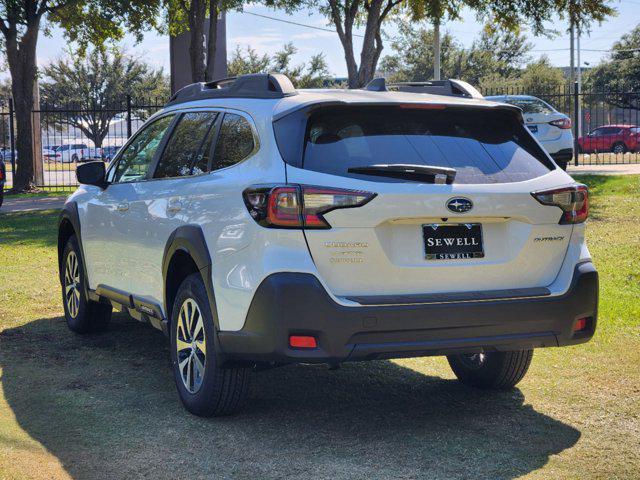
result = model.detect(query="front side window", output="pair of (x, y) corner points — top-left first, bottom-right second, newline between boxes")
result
(213, 113), (255, 170)
(154, 112), (218, 179)
(110, 115), (174, 183)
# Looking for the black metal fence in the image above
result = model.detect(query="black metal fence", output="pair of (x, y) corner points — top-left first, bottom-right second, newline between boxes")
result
(33, 97), (165, 191)
(1, 98), (16, 190)
(1, 86), (639, 191)
(1, 96), (164, 191)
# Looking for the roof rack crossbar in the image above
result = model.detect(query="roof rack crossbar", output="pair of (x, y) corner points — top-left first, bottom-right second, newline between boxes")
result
(364, 78), (483, 99)
(166, 73), (298, 106)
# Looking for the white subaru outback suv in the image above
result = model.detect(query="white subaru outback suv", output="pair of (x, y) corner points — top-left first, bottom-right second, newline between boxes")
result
(58, 74), (598, 417)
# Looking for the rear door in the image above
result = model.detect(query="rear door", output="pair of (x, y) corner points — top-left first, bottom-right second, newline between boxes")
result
(279, 104), (570, 298)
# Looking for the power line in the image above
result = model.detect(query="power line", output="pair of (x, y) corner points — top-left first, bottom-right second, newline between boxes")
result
(238, 10), (638, 54)
(239, 10), (365, 38)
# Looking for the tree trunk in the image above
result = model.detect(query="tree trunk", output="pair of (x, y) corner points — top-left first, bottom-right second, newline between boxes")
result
(189, 0), (208, 82)
(329, 0), (399, 89)
(205, 0), (220, 82)
(4, 20), (40, 192)
(328, 0), (360, 88)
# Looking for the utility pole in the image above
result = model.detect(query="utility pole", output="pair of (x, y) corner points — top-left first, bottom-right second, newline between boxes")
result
(577, 26), (582, 137)
(433, 18), (441, 80)
(569, 20), (575, 88)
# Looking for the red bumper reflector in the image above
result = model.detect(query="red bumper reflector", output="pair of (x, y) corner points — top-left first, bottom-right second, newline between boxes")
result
(574, 318), (588, 332)
(289, 335), (317, 349)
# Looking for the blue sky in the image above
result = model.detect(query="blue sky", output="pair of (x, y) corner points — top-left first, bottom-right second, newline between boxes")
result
(7, 0), (640, 80)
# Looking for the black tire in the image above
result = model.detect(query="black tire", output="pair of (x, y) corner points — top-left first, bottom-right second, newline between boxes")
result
(447, 350), (533, 390)
(170, 273), (250, 417)
(71, 153), (79, 162)
(611, 142), (626, 154)
(557, 160), (568, 171)
(61, 235), (112, 333)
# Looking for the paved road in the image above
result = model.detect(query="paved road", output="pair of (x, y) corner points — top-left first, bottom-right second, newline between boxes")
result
(0, 195), (67, 213)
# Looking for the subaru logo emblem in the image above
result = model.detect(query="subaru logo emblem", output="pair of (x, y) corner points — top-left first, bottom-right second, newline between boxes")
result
(446, 197), (473, 213)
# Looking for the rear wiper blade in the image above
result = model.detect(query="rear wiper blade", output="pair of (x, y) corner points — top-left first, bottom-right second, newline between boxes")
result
(348, 164), (456, 184)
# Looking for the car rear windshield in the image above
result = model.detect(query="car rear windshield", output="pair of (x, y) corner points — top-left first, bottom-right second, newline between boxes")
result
(493, 98), (555, 115)
(274, 105), (554, 184)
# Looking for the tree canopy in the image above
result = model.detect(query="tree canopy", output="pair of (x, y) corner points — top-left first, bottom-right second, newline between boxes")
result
(585, 23), (640, 109)
(0, 0), (163, 191)
(228, 43), (331, 88)
(379, 23), (533, 85)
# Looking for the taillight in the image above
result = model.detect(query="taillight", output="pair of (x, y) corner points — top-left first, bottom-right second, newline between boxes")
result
(549, 118), (572, 129)
(532, 184), (589, 224)
(243, 184), (376, 229)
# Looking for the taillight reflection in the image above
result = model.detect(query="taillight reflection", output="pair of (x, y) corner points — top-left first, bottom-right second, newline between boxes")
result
(244, 185), (376, 229)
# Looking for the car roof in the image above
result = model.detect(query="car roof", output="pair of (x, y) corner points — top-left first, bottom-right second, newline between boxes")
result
(161, 88), (520, 121)
(596, 124), (637, 128)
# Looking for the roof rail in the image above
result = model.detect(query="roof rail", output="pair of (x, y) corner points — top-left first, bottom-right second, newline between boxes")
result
(165, 73), (298, 106)
(365, 78), (483, 99)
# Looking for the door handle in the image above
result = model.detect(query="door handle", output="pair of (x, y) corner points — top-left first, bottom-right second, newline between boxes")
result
(116, 202), (129, 212)
(167, 198), (182, 214)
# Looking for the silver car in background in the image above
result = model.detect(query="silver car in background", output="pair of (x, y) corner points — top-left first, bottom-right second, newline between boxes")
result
(486, 95), (574, 170)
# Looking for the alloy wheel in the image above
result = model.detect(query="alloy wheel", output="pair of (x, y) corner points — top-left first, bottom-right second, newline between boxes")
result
(64, 251), (81, 318)
(176, 298), (207, 394)
(613, 144), (625, 154)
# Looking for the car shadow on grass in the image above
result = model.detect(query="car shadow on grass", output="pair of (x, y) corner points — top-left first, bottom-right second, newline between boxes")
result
(0, 315), (580, 480)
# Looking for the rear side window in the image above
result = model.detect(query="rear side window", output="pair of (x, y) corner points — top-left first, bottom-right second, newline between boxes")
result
(213, 113), (255, 170)
(154, 112), (218, 178)
(275, 105), (553, 184)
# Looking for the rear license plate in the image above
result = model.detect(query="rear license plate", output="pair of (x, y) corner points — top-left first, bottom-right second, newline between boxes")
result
(423, 223), (484, 260)
(527, 125), (539, 134)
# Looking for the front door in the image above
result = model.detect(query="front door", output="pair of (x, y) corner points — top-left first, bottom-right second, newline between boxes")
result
(82, 114), (176, 294)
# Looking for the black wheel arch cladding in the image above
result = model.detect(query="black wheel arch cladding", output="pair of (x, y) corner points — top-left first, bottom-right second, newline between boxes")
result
(162, 224), (220, 331)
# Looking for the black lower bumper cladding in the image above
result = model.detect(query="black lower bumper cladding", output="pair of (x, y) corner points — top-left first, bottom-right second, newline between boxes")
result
(218, 262), (598, 364)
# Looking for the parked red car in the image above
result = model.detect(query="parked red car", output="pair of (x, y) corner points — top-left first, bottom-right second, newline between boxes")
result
(578, 124), (640, 154)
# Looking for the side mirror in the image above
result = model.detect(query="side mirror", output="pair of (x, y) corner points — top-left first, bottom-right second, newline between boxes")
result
(77, 161), (107, 188)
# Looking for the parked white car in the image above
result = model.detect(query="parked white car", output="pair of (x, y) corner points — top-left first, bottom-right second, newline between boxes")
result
(485, 95), (574, 169)
(59, 75), (598, 417)
(45, 143), (102, 163)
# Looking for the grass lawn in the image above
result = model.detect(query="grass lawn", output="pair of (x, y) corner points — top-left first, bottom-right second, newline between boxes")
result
(0, 175), (638, 479)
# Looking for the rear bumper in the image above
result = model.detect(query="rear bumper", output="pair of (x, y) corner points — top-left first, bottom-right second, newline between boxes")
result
(218, 262), (598, 364)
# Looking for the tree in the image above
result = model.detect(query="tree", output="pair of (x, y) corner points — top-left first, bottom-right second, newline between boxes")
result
(585, 23), (640, 110)
(227, 43), (331, 88)
(311, 0), (615, 90)
(0, 0), (162, 191)
(379, 23), (531, 85)
(520, 56), (566, 93)
(41, 49), (169, 148)
(320, 0), (404, 88)
(167, 0), (243, 82)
